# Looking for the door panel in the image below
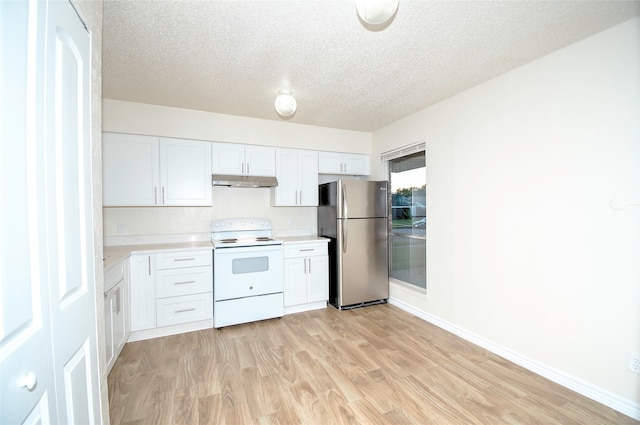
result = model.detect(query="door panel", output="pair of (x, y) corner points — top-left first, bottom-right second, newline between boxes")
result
(1, 1), (100, 423)
(63, 341), (94, 424)
(1, 1), (56, 423)
(22, 393), (52, 425)
(337, 218), (389, 306)
(45, 2), (100, 423)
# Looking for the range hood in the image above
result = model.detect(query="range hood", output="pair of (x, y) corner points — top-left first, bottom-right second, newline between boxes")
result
(211, 174), (278, 188)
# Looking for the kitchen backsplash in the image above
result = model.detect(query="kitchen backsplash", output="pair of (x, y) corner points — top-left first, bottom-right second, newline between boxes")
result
(103, 186), (317, 238)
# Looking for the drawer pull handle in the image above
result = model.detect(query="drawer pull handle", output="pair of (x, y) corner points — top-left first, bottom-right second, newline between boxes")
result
(300, 249), (314, 252)
(174, 280), (196, 285)
(174, 258), (196, 262)
(175, 308), (196, 314)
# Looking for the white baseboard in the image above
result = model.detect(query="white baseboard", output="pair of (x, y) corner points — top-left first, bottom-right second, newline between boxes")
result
(284, 301), (328, 315)
(128, 319), (213, 342)
(388, 297), (640, 421)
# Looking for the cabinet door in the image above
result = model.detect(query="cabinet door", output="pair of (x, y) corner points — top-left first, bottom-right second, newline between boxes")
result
(246, 145), (276, 176)
(105, 279), (126, 373)
(298, 150), (319, 206)
(129, 254), (156, 331)
(211, 142), (245, 175)
(343, 153), (370, 175)
(318, 151), (343, 174)
(104, 290), (115, 371)
(160, 138), (212, 206)
(284, 258), (307, 307)
(273, 148), (300, 206)
(112, 280), (128, 358)
(307, 256), (329, 303)
(103, 133), (159, 206)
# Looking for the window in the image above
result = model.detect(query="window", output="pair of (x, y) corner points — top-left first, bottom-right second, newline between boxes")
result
(384, 144), (426, 289)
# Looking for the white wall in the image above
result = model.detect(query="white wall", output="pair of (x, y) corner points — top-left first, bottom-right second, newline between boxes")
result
(102, 100), (371, 237)
(373, 18), (640, 415)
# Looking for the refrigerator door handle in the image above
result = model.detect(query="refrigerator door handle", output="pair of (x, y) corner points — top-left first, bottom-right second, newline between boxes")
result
(342, 219), (348, 253)
(342, 183), (348, 220)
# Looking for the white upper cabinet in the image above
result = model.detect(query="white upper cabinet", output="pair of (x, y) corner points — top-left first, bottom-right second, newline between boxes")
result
(103, 133), (212, 206)
(211, 142), (276, 176)
(318, 151), (370, 175)
(159, 137), (212, 206)
(103, 133), (159, 206)
(272, 148), (318, 206)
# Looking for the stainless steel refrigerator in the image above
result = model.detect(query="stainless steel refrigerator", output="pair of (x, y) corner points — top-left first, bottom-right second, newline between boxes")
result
(318, 180), (389, 309)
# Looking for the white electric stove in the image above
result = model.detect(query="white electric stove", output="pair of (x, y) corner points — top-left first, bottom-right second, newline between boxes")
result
(211, 218), (284, 328)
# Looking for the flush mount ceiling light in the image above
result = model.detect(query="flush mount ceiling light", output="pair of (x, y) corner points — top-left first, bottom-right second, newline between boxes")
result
(274, 89), (297, 117)
(355, 0), (399, 26)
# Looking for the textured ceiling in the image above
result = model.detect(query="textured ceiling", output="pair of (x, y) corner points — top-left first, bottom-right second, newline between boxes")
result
(102, 0), (640, 132)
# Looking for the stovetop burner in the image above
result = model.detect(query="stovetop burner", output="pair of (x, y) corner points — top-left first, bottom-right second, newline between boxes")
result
(211, 218), (282, 248)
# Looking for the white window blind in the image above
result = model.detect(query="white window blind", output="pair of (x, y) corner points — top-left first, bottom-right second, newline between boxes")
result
(380, 140), (426, 175)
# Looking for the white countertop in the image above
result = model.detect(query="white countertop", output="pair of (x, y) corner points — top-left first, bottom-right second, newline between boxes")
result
(103, 237), (328, 269)
(103, 241), (213, 269)
(280, 236), (330, 244)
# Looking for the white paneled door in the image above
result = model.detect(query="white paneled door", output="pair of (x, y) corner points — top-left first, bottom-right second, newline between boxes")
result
(0, 1), (101, 424)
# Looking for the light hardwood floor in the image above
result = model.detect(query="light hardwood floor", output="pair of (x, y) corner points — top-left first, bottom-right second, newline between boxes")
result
(108, 304), (637, 424)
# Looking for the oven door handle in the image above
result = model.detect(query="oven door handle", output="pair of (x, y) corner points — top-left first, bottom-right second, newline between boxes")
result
(214, 245), (283, 255)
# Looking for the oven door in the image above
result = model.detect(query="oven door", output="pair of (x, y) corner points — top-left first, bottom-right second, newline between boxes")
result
(214, 245), (284, 301)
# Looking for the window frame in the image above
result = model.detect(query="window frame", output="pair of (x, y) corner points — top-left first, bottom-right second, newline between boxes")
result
(381, 140), (427, 292)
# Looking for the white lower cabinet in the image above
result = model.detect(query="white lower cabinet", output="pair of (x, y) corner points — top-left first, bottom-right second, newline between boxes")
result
(129, 253), (157, 332)
(104, 259), (129, 374)
(155, 250), (213, 327)
(128, 249), (213, 340)
(284, 241), (329, 313)
(156, 293), (213, 327)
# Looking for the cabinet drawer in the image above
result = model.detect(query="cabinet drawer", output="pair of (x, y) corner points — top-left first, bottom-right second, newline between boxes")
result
(156, 293), (213, 327)
(284, 243), (327, 258)
(155, 250), (212, 269)
(156, 266), (212, 298)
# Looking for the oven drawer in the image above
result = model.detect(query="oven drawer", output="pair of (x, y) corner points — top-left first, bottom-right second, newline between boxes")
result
(156, 250), (212, 270)
(156, 266), (212, 298)
(214, 292), (283, 328)
(157, 293), (213, 327)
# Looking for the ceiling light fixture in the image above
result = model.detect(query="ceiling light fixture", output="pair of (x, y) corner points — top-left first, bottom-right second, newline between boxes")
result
(355, 0), (399, 26)
(274, 89), (297, 117)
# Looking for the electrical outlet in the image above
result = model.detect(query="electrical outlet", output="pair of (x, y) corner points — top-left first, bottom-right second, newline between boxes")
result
(628, 352), (640, 374)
